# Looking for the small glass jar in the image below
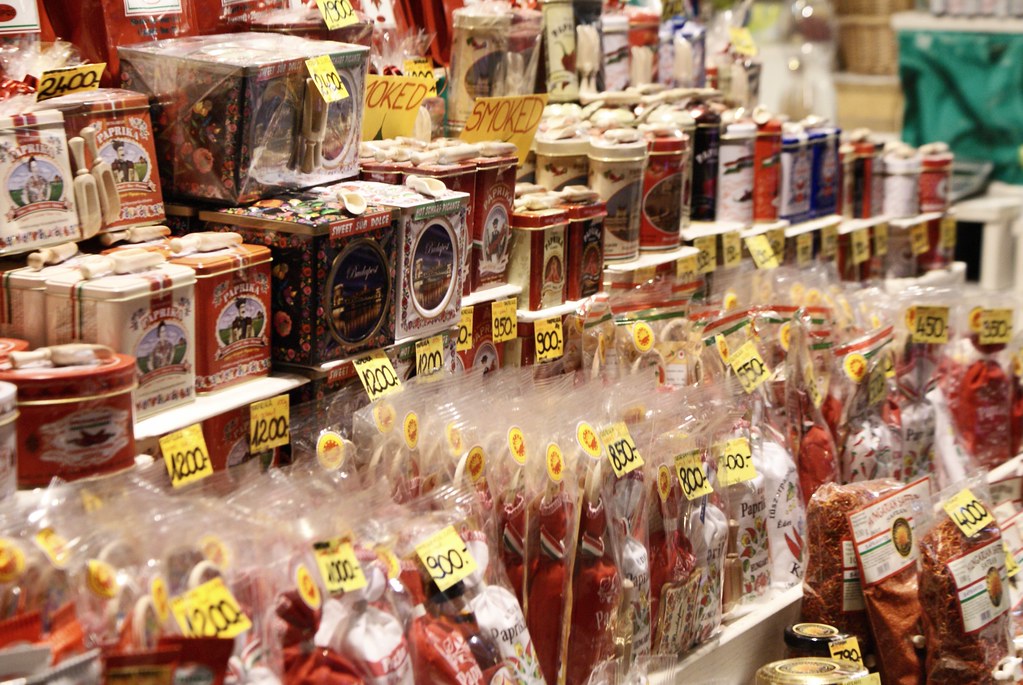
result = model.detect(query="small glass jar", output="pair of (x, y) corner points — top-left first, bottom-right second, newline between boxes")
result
(783, 623), (848, 659)
(755, 657), (869, 685)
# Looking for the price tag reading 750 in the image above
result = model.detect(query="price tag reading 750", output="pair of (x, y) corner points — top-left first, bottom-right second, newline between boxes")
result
(715, 437), (756, 487)
(728, 341), (772, 394)
(305, 55), (350, 104)
(943, 488), (995, 538)
(354, 350), (402, 401)
(415, 525), (478, 592)
(250, 394), (289, 454)
(599, 422), (644, 478)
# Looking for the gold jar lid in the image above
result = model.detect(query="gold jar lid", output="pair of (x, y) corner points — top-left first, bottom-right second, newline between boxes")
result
(755, 658), (869, 685)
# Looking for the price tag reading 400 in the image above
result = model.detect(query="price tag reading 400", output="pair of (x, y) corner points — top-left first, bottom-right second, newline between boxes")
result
(160, 424), (213, 488)
(715, 437), (756, 487)
(492, 298), (517, 344)
(829, 636), (863, 666)
(316, 0), (358, 29)
(305, 55), (350, 103)
(675, 450), (713, 500)
(908, 305), (949, 344)
(534, 316), (563, 362)
(313, 539), (367, 596)
(728, 340), (772, 394)
(943, 488), (995, 538)
(250, 394), (289, 454)
(354, 350), (402, 401)
(415, 525), (478, 592)
(599, 422), (645, 478)
(170, 577), (252, 639)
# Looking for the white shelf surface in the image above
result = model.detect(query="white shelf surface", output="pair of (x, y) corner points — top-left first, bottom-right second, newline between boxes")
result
(681, 220), (747, 242)
(741, 219), (789, 238)
(840, 214), (890, 235)
(605, 245), (700, 273)
(462, 283), (523, 308)
(785, 214), (842, 237)
(889, 211), (944, 230)
(134, 373), (309, 440)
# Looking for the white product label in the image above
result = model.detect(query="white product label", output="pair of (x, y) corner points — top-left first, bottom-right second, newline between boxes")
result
(123, 0), (183, 16)
(38, 406), (131, 468)
(842, 540), (865, 612)
(591, 161), (643, 260)
(0, 0), (40, 34)
(848, 478), (929, 586)
(991, 476), (1023, 507)
(947, 537), (1010, 633)
(1000, 512), (1023, 611)
(716, 137), (755, 224)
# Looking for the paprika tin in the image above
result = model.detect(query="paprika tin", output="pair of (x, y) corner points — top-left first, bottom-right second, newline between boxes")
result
(601, 14), (630, 92)
(201, 405), (259, 472)
(509, 207), (569, 311)
(360, 158), (409, 185)
(35, 88), (164, 230)
(839, 143), (856, 218)
(808, 125), (840, 218)
(0, 381), (15, 498)
(168, 241), (272, 394)
(202, 193), (397, 366)
(852, 140), (884, 219)
(641, 127), (687, 250)
(588, 131), (647, 261)
(541, 0), (579, 102)
(753, 115), (782, 223)
(780, 128), (812, 223)
(562, 197), (607, 300)
(883, 148), (921, 219)
(0, 110), (80, 254)
(0, 351), (136, 487)
(470, 152), (517, 292)
(534, 136), (590, 192)
(716, 120), (756, 226)
(919, 144), (953, 213)
(454, 298), (504, 374)
(45, 258), (196, 419)
(689, 101), (721, 222)
(0, 253), (95, 347)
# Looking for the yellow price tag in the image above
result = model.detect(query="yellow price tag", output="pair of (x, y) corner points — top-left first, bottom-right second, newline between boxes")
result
(851, 228), (870, 265)
(317, 0), (359, 29)
(943, 488), (995, 538)
(457, 306), (474, 352)
(796, 232), (813, 266)
(728, 26), (758, 56)
(33, 528), (70, 569)
(729, 340), (772, 393)
(402, 57), (437, 97)
(160, 424), (214, 488)
(694, 236), (717, 274)
(868, 365), (886, 406)
(940, 214), (957, 251)
(874, 222), (889, 257)
(415, 335), (445, 377)
(979, 309), (1013, 345)
(805, 361), (824, 409)
(675, 450), (713, 500)
(36, 63), (106, 102)
(170, 577), (252, 639)
(534, 316), (564, 362)
(715, 437), (757, 487)
(722, 231), (742, 267)
(745, 234), (779, 270)
(415, 525), (478, 592)
(249, 394), (289, 453)
(1005, 541), (1021, 579)
(599, 421), (645, 478)
(767, 228), (786, 258)
(821, 224), (838, 259)
(305, 55), (350, 103)
(910, 223), (930, 256)
(829, 636), (864, 665)
(80, 488), (103, 513)
(492, 298), (517, 344)
(353, 350), (402, 401)
(676, 253), (698, 277)
(907, 305), (949, 344)
(313, 539), (368, 596)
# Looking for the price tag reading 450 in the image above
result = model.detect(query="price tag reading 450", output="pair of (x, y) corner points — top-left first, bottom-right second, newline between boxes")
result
(599, 422), (644, 478)
(170, 577), (252, 639)
(715, 437), (756, 487)
(729, 341), (772, 394)
(354, 350), (402, 401)
(415, 525), (478, 592)
(313, 539), (367, 596)
(160, 424), (213, 488)
(534, 316), (563, 362)
(908, 305), (949, 344)
(250, 395), (290, 454)
(943, 488), (995, 538)
(305, 55), (350, 103)
(492, 298), (517, 344)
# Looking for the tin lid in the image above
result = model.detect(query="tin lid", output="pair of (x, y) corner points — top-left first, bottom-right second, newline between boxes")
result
(412, 160), (477, 177)
(45, 262), (197, 300)
(0, 339), (29, 365)
(534, 136), (590, 156)
(588, 130), (647, 160)
(29, 88), (151, 115)
(4, 257), (87, 290)
(806, 130), (826, 142)
(324, 180), (470, 212)
(645, 130), (687, 154)
(755, 659), (868, 685)
(561, 201), (607, 221)
(118, 33), (368, 70)
(165, 203), (199, 218)
(201, 195), (394, 237)
(722, 120), (756, 139)
(0, 352), (137, 402)
(0, 108), (64, 131)
(473, 153), (518, 170)
(783, 624), (846, 654)
(169, 244), (271, 276)
(512, 208), (570, 229)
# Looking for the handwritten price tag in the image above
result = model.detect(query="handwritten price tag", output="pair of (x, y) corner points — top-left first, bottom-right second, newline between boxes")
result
(796, 232), (813, 266)
(851, 228), (870, 265)
(907, 305), (949, 344)
(805, 361), (824, 409)
(722, 231), (742, 267)
(868, 365), (886, 406)
(1005, 541), (1021, 579)
(767, 228), (786, 258)
(160, 424), (213, 488)
(599, 422), (644, 478)
(874, 222), (889, 257)
(675, 450), (713, 500)
(910, 223), (930, 256)
(457, 306), (473, 352)
(979, 308), (1013, 345)
(492, 298), (517, 344)
(415, 525), (478, 592)
(36, 63), (105, 102)
(940, 214), (957, 251)
(250, 395), (289, 453)
(313, 539), (367, 595)
(728, 27), (758, 56)
(745, 234), (779, 270)
(829, 636), (863, 665)
(715, 437), (756, 487)
(694, 236), (717, 273)
(353, 350), (402, 401)
(415, 335), (445, 377)
(170, 577), (252, 639)
(305, 55), (350, 103)
(402, 57), (437, 96)
(943, 488), (995, 538)
(534, 316), (563, 362)
(729, 340), (772, 394)
(317, 0), (358, 29)
(459, 94), (548, 165)
(821, 224), (838, 259)
(676, 253), (698, 277)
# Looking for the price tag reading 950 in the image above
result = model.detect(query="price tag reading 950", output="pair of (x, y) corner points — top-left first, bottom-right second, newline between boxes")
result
(160, 424), (213, 488)
(305, 55), (350, 103)
(675, 450), (713, 500)
(415, 525), (478, 592)
(728, 340), (772, 393)
(907, 305), (949, 344)
(313, 539), (367, 596)
(715, 437), (756, 487)
(599, 421), (644, 478)
(354, 350), (402, 401)
(828, 636), (863, 666)
(249, 394), (290, 454)
(693, 236), (717, 274)
(534, 316), (563, 362)
(943, 488), (995, 538)
(36, 63), (105, 102)
(491, 298), (517, 344)
(415, 336), (445, 378)
(170, 577), (252, 639)
(316, 0), (359, 29)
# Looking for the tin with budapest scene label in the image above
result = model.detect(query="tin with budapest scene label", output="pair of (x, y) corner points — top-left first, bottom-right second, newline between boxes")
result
(589, 132), (647, 261)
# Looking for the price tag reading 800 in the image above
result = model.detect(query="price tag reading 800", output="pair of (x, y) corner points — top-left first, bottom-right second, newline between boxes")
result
(415, 525), (478, 592)
(675, 450), (713, 500)
(943, 488), (995, 538)
(728, 341), (772, 394)
(313, 539), (367, 596)
(304, 55), (350, 103)
(250, 395), (289, 454)
(491, 298), (517, 344)
(534, 316), (563, 362)
(354, 350), (402, 401)
(170, 577), (252, 639)
(715, 437), (756, 487)
(599, 422), (644, 478)
(828, 636), (863, 666)
(316, 0), (359, 29)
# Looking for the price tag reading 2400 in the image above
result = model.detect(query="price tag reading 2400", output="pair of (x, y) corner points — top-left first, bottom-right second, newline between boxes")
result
(170, 577), (252, 639)
(943, 488), (995, 538)
(415, 525), (478, 592)
(354, 350), (402, 401)
(715, 437), (756, 487)
(36, 63), (105, 102)
(599, 422), (644, 478)
(250, 394), (289, 453)
(534, 316), (563, 362)
(728, 341), (772, 394)
(305, 55), (350, 103)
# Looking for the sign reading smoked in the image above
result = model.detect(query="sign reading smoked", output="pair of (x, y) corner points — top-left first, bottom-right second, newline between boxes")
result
(361, 75), (432, 140)
(459, 94), (549, 165)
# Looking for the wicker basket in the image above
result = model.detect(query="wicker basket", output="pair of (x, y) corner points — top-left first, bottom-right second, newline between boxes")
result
(835, 0), (912, 15)
(838, 15), (900, 75)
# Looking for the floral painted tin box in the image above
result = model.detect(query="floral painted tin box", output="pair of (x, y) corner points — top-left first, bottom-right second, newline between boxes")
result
(119, 33), (369, 205)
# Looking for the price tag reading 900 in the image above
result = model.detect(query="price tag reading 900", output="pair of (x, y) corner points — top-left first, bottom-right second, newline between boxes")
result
(170, 577), (252, 639)
(599, 422), (644, 478)
(354, 350), (402, 401)
(943, 488), (995, 538)
(534, 316), (563, 362)
(415, 525), (478, 592)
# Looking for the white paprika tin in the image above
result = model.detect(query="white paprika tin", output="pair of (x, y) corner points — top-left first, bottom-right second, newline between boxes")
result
(716, 119), (757, 225)
(588, 129), (648, 261)
(883, 146), (921, 219)
(0, 381), (17, 499)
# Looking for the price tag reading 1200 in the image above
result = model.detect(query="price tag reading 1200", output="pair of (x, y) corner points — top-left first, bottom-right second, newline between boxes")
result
(943, 488), (995, 538)
(715, 437), (756, 487)
(415, 336), (445, 377)
(534, 316), (563, 362)
(354, 350), (402, 401)
(305, 55), (350, 103)
(170, 577), (252, 639)
(492, 298), (517, 344)
(160, 424), (213, 488)
(728, 341), (772, 394)
(250, 394), (290, 454)
(415, 525), (478, 592)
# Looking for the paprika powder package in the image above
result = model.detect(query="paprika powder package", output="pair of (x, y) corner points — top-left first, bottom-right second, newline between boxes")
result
(612, 306), (696, 389)
(993, 503), (1023, 639)
(918, 479), (1012, 684)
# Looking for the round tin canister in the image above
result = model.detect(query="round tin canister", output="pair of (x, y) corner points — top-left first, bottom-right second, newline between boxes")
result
(641, 130), (687, 250)
(716, 120), (756, 226)
(588, 133), (647, 261)
(535, 137), (590, 191)
(0, 381), (17, 498)
(919, 148), (953, 213)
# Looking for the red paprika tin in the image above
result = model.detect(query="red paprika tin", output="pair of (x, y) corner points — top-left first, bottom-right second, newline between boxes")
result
(753, 116), (782, 222)
(641, 130), (686, 250)
(0, 351), (136, 487)
(562, 198), (607, 301)
(361, 159), (409, 185)
(470, 153), (517, 292)
(919, 145), (953, 213)
(201, 405), (259, 471)
(509, 208), (569, 311)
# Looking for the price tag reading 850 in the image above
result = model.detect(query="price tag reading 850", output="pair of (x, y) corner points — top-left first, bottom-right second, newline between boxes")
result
(828, 636), (863, 666)
(728, 340), (772, 394)
(534, 316), (563, 362)
(305, 55), (350, 103)
(170, 577), (252, 639)
(715, 437), (756, 487)
(354, 350), (402, 401)
(943, 488), (995, 538)
(415, 525), (478, 592)
(675, 450), (713, 500)
(316, 0), (359, 29)
(491, 298), (517, 344)
(250, 395), (290, 453)
(599, 422), (644, 478)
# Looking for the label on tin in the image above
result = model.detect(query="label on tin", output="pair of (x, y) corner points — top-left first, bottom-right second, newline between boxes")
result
(0, 0), (40, 34)
(781, 144), (811, 219)
(642, 153), (683, 246)
(410, 221), (456, 317)
(36, 405), (131, 472)
(541, 2), (579, 100)
(537, 152), (588, 191)
(540, 225), (566, 309)
(124, 0), (182, 16)
(716, 136), (755, 224)
(592, 161), (643, 260)
(947, 537), (1009, 633)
